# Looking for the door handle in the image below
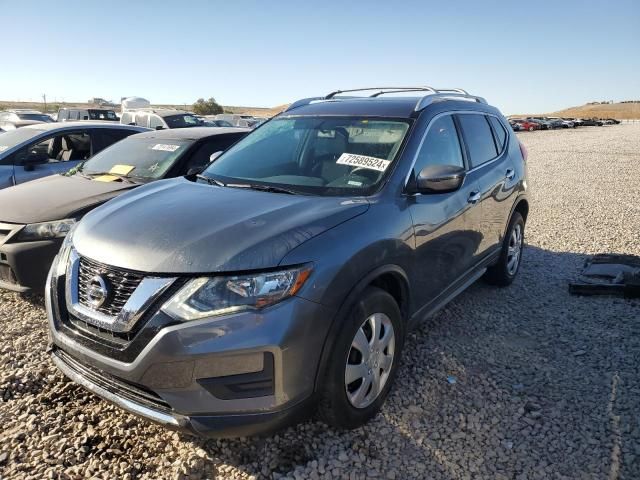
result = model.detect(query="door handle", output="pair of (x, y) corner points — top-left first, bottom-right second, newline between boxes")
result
(505, 168), (515, 180)
(468, 191), (481, 204)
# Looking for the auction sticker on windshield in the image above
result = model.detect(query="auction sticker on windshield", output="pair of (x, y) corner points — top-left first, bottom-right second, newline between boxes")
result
(151, 144), (180, 152)
(336, 153), (390, 172)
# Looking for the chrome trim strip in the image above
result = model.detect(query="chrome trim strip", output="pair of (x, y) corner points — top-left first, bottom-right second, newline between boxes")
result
(65, 249), (177, 333)
(0, 222), (24, 246)
(403, 110), (508, 189)
(51, 352), (182, 427)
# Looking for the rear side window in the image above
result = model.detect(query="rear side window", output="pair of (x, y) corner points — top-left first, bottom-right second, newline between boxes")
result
(488, 116), (507, 152)
(95, 129), (138, 152)
(457, 114), (498, 168)
(412, 114), (464, 178)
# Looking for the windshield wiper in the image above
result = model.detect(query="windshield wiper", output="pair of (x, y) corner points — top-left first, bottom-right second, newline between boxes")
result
(196, 174), (226, 187)
(227, 183), (300, 195)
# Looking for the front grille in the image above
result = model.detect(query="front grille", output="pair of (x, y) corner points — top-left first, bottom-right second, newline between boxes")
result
(78, 256), (144, 317)
(67, 313), (133, 346)
(54, 348), (172, 412)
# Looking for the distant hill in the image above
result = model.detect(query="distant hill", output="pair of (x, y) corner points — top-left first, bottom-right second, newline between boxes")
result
(511, 102), (640, 120)
(0, 100), (287, 118)
(549, 102), (639, 120)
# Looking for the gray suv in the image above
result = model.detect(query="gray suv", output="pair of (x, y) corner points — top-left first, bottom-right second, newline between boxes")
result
(47, 87), (529, 437)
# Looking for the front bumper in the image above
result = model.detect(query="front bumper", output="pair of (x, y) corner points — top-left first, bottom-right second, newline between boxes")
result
(0, 238), (63, 293)
(46, 265), (335, 437)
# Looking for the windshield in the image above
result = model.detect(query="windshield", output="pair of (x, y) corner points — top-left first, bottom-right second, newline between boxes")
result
(88, 110), (118, 120)
(203, 116), (411, 196)
(79, 137), (193, 180)
(0, 128), (42, 151)
(163, 114), (202, 129)
(17, 113), (52, 122)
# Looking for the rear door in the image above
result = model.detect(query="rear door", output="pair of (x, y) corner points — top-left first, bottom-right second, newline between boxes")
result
(456, 113), (514, 260)
(0, 151), (15, 189)
(12, 130), (94, 184)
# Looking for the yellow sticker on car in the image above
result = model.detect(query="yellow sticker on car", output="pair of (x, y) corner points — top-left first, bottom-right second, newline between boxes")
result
(109, 164), (135, 175)
(93, 175), (120, 182)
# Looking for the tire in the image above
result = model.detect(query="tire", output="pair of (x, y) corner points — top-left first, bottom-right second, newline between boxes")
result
(484, 211), (525, 286)
(317, 287), (404, 429)
(528, 126), (534, 132)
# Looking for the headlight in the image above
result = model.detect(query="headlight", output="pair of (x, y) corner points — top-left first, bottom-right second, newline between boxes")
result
(53, 223), (77, 278)
(17, 219), (76, 241)
(162, 265), (313, 321)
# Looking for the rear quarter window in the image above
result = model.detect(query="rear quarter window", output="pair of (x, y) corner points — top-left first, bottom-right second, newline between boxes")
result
(457, 114), (498, 168)
(488, 116), (507, 152)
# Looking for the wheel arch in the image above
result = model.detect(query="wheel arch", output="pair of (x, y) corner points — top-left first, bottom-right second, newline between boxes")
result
(312, 264), (411, 393)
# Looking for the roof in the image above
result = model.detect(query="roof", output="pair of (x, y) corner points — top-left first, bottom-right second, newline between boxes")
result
(133, 126), (250, 140)
(124, 109), (192, 118)
(21, 122), (148, 132)
(281, 96), (499, 118)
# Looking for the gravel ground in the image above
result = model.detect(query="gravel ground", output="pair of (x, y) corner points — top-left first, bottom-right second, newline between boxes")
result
(1, 124), (639, 480)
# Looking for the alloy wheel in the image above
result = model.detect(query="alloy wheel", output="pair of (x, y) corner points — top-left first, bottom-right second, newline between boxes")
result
(507, 223), (523, 275)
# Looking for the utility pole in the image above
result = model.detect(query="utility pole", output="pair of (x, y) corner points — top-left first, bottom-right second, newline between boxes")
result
(42, 94), (47, 112)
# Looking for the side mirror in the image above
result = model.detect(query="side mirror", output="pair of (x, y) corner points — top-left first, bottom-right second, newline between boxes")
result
(22, 151), (49, 170)
(155, 126), (164, 130)
(186, 165), (205, 176)
(209, 151), (223, 163)
(415, 165), (466, 194)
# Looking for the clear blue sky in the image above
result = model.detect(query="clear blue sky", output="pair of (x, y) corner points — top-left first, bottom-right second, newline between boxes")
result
(2, 0), (638, 114)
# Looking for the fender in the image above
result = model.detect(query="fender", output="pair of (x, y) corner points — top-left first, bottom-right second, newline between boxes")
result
(503, 193), (529, 238)
(312, 263), (410, 392)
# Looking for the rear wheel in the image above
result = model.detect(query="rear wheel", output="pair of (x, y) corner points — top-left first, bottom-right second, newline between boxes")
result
(528, 126), (535, 132)
(485, 212), (525, 286)
(317, 287), (404, 429)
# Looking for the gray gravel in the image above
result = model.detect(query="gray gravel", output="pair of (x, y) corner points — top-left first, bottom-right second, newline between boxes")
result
(1, 124), (639, 479)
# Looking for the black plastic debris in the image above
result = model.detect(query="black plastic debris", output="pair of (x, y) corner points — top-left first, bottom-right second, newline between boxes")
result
(569, 254), (640, 298)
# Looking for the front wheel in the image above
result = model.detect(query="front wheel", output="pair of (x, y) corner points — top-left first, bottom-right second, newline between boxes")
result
(317, 287), (404, 429)
(484, 212), (525, 286)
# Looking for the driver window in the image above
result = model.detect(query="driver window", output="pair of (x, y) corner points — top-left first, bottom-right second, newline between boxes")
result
(20, 132), (93, 165)
(412, 115), (464, 178)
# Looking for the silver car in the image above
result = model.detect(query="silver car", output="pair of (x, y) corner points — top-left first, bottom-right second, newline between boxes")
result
(0, 122), (147, 190)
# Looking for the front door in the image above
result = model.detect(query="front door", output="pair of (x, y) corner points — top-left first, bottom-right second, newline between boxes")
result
(13, 131), (91, 185)
(407, 113), (483, 307)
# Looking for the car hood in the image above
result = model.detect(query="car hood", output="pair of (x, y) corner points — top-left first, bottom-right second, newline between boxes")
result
(73, 177), (370, 273)
(0, 174), (136, 224)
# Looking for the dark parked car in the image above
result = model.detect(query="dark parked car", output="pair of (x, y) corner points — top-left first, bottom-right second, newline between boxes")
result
(58, 108), (119, 122)
(0, 127), (248, 294)
(47, 86), (529, 437)
(581, 118), (604, 126)
(0, 110), (54, 130)
(0, 122), (147, 190)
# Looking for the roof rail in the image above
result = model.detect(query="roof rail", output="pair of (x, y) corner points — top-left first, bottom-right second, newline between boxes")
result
(415, 92), (487, 111)
(284, 86), (486, 113)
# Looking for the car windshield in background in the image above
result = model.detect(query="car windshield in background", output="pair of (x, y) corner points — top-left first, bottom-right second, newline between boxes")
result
(204, 116), (411, 196)
(17, 113), (52, 122)
(79, 137), (193, 180)
(88, 110), (117, 120)
(0, 128), (42, 150)
(163, 114), (202, 128)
